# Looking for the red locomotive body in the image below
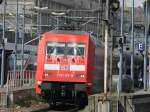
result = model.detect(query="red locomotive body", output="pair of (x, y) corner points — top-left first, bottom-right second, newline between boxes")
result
(36, 30), (104, 107)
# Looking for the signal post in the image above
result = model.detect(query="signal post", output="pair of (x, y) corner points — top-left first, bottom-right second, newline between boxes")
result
(102, 0), (111, 111)
(100, 0), (120, 111)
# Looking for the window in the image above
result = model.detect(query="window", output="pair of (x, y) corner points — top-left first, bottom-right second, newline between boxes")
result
(77, 47), (85, 56)
(67, 47), (74, 55)
(46, 42), (65, 55)
(47, 46), (55, 54)
(57, 47), (65, 55)
(76, 44), (85, 56)
(46, 42), (85, 56)
(67, 43), (85, 56)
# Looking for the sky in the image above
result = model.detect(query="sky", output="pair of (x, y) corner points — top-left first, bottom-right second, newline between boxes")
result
(120, 0), (144, 7)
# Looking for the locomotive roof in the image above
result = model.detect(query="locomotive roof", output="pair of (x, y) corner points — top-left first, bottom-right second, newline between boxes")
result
(48, 30), (104, 47)
(49, 30), (89, 36)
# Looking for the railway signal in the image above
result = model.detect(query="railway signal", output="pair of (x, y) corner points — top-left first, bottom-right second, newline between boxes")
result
(110, 0), (120, 11)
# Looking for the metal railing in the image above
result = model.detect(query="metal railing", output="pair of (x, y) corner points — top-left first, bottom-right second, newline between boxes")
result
(6, 70), (35, 91)
(0, 70), (35, 107)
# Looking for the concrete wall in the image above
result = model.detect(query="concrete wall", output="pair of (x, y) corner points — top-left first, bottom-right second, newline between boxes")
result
(0, 89), (36, 107)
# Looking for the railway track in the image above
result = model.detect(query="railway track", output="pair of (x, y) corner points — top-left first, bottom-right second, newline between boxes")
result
(31, 104), (81, 112)
(0, 102), (89, 112)
(31, 108), (80, 112)
(49, 108), (80, 112)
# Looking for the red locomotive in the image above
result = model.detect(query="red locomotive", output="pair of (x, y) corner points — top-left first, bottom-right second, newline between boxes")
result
(36, 30), (104, 107)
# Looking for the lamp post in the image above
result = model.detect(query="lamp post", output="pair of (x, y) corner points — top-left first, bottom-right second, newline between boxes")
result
(131, 0), (134, 89)
(14, 0), (19, 75)
(144, 0), (148, 91)
(118, 0), (124, 93)
(1, 0), (6, 87)
(104, 0), (109, 95)
(20, 0), (25, 83)
(109, 0), (120, 92)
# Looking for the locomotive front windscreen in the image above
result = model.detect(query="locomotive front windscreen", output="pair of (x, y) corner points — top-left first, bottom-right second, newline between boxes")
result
(46, 42), (85, 56)
(47, 42), (65, 55)
(67, 43), (85, 56)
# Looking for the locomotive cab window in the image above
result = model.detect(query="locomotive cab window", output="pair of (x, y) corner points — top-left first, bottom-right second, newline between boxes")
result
(77, 46), (85, 56)
(46, 42), (85, 56)
(67, 43), (85, 56)
(67, 47), (74, 55)
(57, 47), (65, 55)
(47, 46), (55, 55)
(46, 42), (65, 55)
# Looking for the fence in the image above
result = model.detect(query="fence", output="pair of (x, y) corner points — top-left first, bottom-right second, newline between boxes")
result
(6, 70), (36, 91)
(0, 70), (35, 107)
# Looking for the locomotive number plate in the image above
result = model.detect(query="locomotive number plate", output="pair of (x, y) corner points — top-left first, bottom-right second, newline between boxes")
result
(60, 65), (69, 70)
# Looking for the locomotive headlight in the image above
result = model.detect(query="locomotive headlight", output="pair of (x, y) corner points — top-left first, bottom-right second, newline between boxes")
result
(44, 73), (52, 77)
(81, 74), (85, 78)
(76, 74), (85, 78)
(44, 73), (49, 77)
(37, 81), (42, 85)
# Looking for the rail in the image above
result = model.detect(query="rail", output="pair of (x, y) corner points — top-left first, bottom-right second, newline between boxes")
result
(6, 70), (36, 91)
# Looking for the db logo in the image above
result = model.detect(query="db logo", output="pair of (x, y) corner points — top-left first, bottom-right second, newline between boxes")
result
(60, 65), (69, 70)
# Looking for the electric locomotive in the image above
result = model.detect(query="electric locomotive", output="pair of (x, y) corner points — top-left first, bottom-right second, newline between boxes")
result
(36, 30), (104, 107)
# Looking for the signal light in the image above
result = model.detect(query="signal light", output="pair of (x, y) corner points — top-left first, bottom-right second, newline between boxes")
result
(0, 0), (3, 4)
